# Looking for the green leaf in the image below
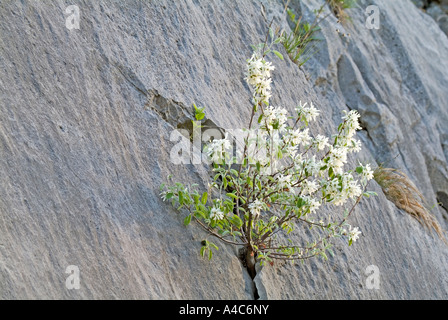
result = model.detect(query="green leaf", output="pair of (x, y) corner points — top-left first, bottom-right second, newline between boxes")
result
(256, 161), (261, 172)
(178, 192), (184, 205)
(184, 215), (192, 226)
(201, 192), (208, 205)
(226, 193), (238, 200)
(329, 167), (335, 179)
(231, 215), (243, 228)
(356, 166), (363, 174)
(287, 9), (296, 22)
(195, 112), (205, 121)
(192, 193), (200, 204)
(363, 191), (378, 197)
(194, 209), (206, 219)
(208, 249), (213, 260)
(221, 230), (230, 237)
(200, 246), (206, 257)
(230, 169), (239, 176)
(273, 50), (284, 60)
(246, 177), (252, 188)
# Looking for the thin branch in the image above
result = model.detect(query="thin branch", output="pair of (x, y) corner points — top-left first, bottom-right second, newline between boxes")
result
(193, 216), (246, 246)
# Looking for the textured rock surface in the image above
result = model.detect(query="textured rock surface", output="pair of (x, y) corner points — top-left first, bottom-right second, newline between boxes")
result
(0, 0), (447, 299)
(412, 0), (448, 36)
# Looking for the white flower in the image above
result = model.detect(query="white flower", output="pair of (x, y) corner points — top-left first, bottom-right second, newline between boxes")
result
(328, 146), (348, 174)
(206, 134), (232, 164)
(210, 207), (224, 221)
(284, 143), (298, 157)
(349, 226), (362, 242)
(302, 196), (321, 214)
(263, 106), (288, 132)
(277, 174), (292, 189)
(346, 178), (362, 199)
(348, 139), (362, 153)
(359, 163), (374, 184)
(313, 134), (330, 151)
(245, 53), (275, 104)
(257, 78), (272, 97)
(160, 191), (168, 201)
(296, 101), (320, 122)
(341, 110), (362, 138)
(300, 179), (319, 196)
(245, 53), (264, 86)
(248, 199), (265, 217)
(303, 156), (325, 177)
(290, 128), (312, 146)
(324, 173), (362, 206)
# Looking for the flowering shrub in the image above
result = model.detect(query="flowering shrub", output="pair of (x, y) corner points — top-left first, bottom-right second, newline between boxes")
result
(160, 32), (375, 276)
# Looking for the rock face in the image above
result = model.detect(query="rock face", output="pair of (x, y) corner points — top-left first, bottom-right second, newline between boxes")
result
(0, 0), (447, 299)
(412, 0), (448, 36)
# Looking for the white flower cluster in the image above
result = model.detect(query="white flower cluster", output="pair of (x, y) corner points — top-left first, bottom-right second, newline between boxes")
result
(245, 53), (275, 104)
(359, 163), (374, 185)
(205, 133), (232, 164)
(300, 179), (319, 196)
(296, 101), (320, 122)
(233, 54), (372, 241)
(300, 156), (325, 177)
(324, 173), (362, 206)
(210, 206), (224, 221)
(263, 106), (288, 132)
(302, 196), (321, 214)
(342, 225), (362, 242)
(348, 225), (362, 242)
(277, 174), (292, 189)
(328, 110), (363, 175)
(248, 199), (265, 217)
(289, 128), (312, 146)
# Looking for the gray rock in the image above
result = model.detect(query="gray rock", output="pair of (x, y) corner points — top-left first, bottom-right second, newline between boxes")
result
(427, 2), (445, 20)
(411, 0), (428, 9)
(437, 14), (448, 35)
(0, 0), (447, 300)
(424, 2), (448, 36)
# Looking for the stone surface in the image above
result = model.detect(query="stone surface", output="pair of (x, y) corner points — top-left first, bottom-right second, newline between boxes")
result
(414, 0), (448, 36)
(0, 0), (447, 299)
